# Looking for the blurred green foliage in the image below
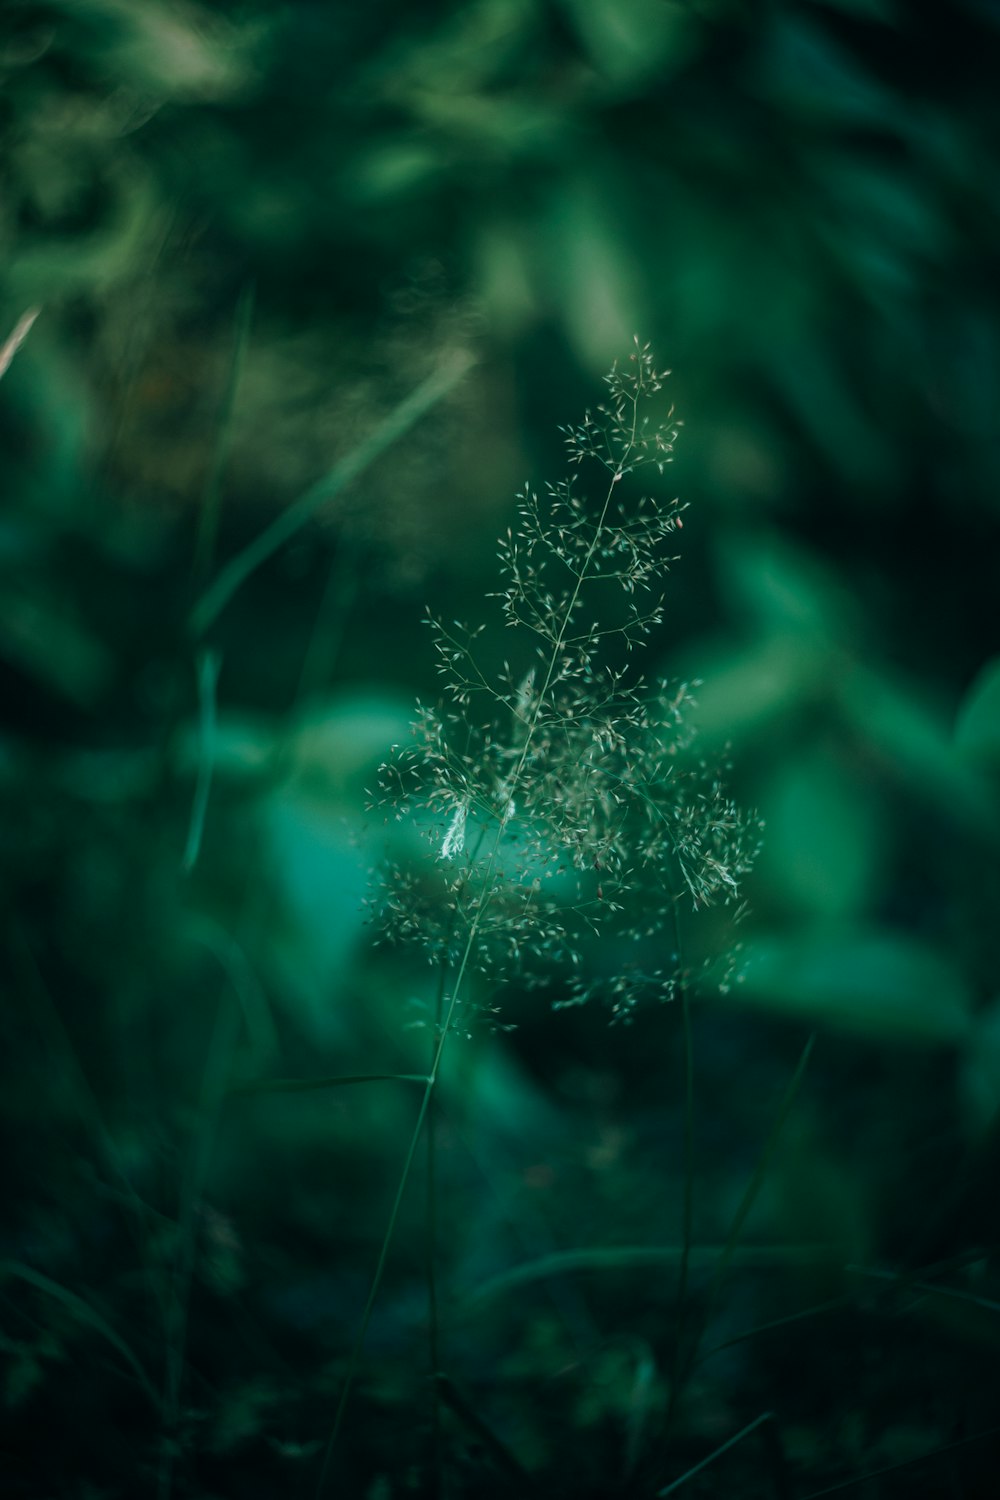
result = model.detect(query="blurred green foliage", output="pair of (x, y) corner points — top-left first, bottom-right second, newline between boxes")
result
(3, 0), (1000, 1494)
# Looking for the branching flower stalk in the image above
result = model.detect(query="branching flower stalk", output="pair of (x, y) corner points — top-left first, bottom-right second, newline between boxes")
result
(318, 342), (762, 1494)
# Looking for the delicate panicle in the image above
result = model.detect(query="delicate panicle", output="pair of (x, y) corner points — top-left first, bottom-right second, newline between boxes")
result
(372, 343), (760, 1021)
(439, 798), (468, 861)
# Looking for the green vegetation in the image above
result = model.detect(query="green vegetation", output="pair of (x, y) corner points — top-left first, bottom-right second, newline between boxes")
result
(3, 2), (1000, 1496)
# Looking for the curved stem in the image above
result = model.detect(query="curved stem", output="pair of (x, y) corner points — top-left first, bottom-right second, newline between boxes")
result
(665, 908), (695, 1440)
(425, 959), (446, 1495)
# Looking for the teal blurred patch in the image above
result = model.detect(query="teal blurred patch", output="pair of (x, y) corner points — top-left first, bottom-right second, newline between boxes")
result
(956, 656), (1000, 771)
(758, 745), (884, 917)
(733, 926), (972, 1044)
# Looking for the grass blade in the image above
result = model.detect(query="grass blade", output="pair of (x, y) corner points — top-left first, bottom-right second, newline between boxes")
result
(0, 1260), (159, 1411)
(705, 1033), (816, 1313)
(229, 1072), (431, 1097)
(191, 348), (476, 635)
(463, 1241), (834, 1308)
(435, 1373), (539, 1494)
(194, 282), (255, 585)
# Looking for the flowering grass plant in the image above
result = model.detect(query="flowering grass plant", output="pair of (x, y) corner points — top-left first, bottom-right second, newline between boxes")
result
(321, 342), (765, 1493)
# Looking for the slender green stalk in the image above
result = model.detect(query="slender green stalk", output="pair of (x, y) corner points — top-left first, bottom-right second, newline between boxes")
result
(425, 962), (447, 1495)
(698, 1293), (850, 1365)
(9, 921), (165, 1292)
(649, 1034), (816, 1487)
(666, 899), (695, 1438)
(704, 1034), (815, 1312)
(657, 1411), (776, 1497)
(0, 305), (40, 380)
(294, 543), (361, 705)
(158, 979), (243, 1500)
(194, 281), (255, 586)
(435, 1373), (540, 1493)
(797, 1422), (1000, 1500)
(181, 647), (221, 874)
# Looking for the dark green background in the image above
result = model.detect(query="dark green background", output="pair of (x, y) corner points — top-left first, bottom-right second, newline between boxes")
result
(3, 1), (1000, 1495)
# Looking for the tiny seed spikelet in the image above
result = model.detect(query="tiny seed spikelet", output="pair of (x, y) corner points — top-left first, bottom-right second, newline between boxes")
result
(439, 798), (468, 861)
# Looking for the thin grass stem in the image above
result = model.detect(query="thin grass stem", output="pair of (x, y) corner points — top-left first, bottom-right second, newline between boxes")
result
(181, 647), (221, 874)
(435, 1373), (540, 1493)
(798, 1421), (1000, 1499)
(647, 1034), (815, 1488)
(426, 955), (448, 1495)
(193, 281), (255, 585)
(666, 902), (695, 1439)
(0, 1260), (159, 1412)
(657, 1411), (776, 1497)
(158, 976), (243, 1500)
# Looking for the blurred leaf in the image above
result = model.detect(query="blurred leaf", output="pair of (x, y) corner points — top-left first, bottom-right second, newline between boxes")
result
(732, 927), (973, 1044)
(837, 665), (1000, 841)
(686, 634), (823, 744)
(254, 693), (411, 1039)
(549, 174), (640, 369)
(0, 584), (113, 705)
(956, 656), (1000, 771)
(0, 336), (95, 512)
(4, 1346), (45, 1410)
(817, 159), (949, 277)
(347, 141), (446, 203)
(7, 160), (160, 303)
(173, 709), (275, 783)
(475, 219), (537, 332)
(370, 0), (538, 99)
(209, 1377), (275, 1455)
(755, 15), (902, 127)
(759, 745), (883, 916)
(767, 339), (894, 486)
(714, 528), (857, 639)
(286, 694), (413, 794)
(558, 0), (696, 88)
(686, 531), (859, 745)
(463, 1242), (838, 1308)
(960, 997), (1000, 1137)
(454, 1038), (568, 1149)
(48, 0), (255, 100)
(401, 90), (566, 157)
